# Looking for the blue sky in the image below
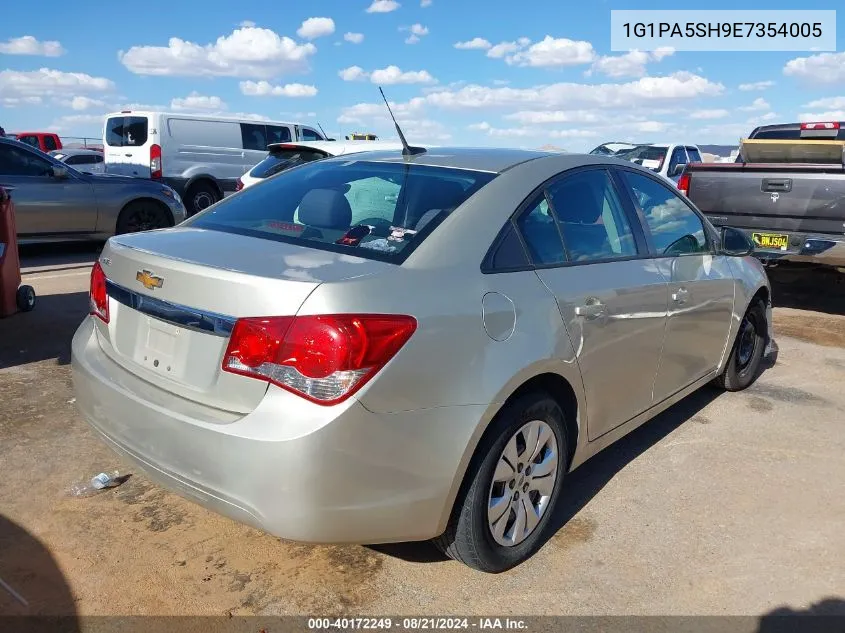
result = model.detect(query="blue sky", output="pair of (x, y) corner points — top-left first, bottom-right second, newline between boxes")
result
(2, 0), (844, 151)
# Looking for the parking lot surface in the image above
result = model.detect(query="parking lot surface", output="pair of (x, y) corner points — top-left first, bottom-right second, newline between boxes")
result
(1, 245), (843, 617)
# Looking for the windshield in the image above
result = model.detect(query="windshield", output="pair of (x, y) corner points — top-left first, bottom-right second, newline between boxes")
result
(250, 148), (329, 179)
(617, 145), (667, 170)
(188, 158), (496, 264)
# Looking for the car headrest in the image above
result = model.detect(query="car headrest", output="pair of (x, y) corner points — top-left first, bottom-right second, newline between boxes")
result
(556, 182), (603, 224)
(298, 188), (352, 230)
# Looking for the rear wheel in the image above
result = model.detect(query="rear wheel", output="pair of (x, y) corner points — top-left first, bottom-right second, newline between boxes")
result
(115, 200), (172, 235)
(16, 285), (35, 312)
(185, 181), (219, 216)
(433, 393), (568, 573)
(715, 299), (767, 391)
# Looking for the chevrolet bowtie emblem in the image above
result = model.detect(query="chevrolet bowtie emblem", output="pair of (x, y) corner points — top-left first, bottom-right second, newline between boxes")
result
(136, 269), (164, 290)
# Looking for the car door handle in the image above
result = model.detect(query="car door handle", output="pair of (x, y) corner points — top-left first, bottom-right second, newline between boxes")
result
(672, 288), (689, 304)
(575, 300), (606, 319)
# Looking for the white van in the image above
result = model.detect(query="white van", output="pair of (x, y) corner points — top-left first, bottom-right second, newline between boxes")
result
(102, 111), (327, 215)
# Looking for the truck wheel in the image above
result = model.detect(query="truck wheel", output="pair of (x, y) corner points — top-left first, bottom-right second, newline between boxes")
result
(433, 392), (568, 573)
(16, 285), (36, 312)
(116, 200), (172, 235)
(715, 299), (767, 391)
(185, 181), (219, 216)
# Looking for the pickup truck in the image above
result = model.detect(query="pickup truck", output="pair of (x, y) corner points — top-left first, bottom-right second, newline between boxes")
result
(10, 132), (102, 154)
(681, 122), (845, 271)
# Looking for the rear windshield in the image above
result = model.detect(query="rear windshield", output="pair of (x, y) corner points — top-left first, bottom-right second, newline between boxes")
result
(188, 158), (496, 264)
(250, 149), (328, 179)
(105, 116), (148, 147)
(751, 126), (845, 140)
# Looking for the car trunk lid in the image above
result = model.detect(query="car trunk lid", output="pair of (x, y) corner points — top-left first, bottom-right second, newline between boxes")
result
(94, 227), (390, 413)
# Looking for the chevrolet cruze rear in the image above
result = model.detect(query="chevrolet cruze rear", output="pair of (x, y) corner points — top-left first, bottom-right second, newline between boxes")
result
(73, 148), (772, 572)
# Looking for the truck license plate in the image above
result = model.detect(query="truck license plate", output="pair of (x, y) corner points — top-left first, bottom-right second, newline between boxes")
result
(752, 232), (789, 251)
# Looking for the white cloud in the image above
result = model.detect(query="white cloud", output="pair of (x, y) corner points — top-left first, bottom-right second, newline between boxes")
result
(590, 48), (674, 78)
(371, 65), (435, 84)
(468, 122), (599, 139)
(504, 110), (603, 124)
(739, 97), (770, 112)
(170, 92), (227, 111)
(297, 17), (335, 40)
(366, 0), (400, 13)
(339, 66), (368, 81)
(784, 52), (845, 84)
(2, 96), (43, 108)
(424, 72), (724, 111)
(0, 35), (65, 57)
(757, 112), (778, 122)
(340, 65), (435, 84)
(738, 80), (775, 91)
(239, 20), (256, 28)
(421, 0), (432, 5)
(487, 38), (530, 59)
(0, 68), (114, 106)
(410, 24), (429, 36)
(119, 27), (317, 79)
(240, 80), (318, 97)
(402, 23), (428, 44)
(802, 96), (845, 110)
(798, 110), (845, 123)
(67, 96), (108, 111)
(454, 37), (491, 50)
(689, 109), (730, 120)
(344, 32), (365, 44)
(47, 113), (108, 133)
(506, 36), (595, 67)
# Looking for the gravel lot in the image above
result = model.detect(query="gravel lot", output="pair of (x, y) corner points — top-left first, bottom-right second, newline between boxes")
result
(1, 245), (843, 618)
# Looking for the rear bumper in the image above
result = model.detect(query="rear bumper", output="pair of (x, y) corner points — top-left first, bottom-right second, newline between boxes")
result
(71, 317), (485, 544)
(732, 227), (845, 268)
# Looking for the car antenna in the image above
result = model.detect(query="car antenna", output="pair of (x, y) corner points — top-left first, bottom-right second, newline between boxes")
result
(316, 121), (330, 140)
(379, 87), (425, 156)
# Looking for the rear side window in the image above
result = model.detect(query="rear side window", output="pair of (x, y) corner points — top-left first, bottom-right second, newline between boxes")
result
(105, 117), (148, 147)
(43, 136), (58, 151)
(516, 196), (565, 266)
(250, 149), (326, 178)
(266, 125), (292, 144)
(547, 170), (638, 262)
(686, 148), (702, 163)
(187, 159), (496, 264)
(241, 124), (268, 150)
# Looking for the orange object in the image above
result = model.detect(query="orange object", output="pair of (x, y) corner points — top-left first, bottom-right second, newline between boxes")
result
(0, 187), (35, 317)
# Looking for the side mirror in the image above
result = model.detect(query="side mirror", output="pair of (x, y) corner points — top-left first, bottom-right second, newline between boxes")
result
(51, 165), (68, 179)
(720, 226), (754, 257)
(670, 163), (686, 178)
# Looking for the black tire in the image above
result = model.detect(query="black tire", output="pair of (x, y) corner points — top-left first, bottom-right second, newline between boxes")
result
(433, 392), (569, 573)
(16, 285), (35, 312)
(115, 200), (172, 235)
(715, 299), (767, 391)
(185, 181), (219, 216)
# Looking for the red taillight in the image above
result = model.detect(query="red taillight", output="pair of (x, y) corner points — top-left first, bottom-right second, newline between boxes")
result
(222, 314), (417, 405)
(235, 177), (244, 192)
(89, 261), (109, 323)
(801, 122), (840, 130)
(150, 144), (162, 180)
(677, 173), (690, 197)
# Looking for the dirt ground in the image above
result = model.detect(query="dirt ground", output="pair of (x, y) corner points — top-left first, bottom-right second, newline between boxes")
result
(1, 246), (843, 618)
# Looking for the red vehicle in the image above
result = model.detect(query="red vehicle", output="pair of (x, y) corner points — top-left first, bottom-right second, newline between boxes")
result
(11, 132), (63, 153)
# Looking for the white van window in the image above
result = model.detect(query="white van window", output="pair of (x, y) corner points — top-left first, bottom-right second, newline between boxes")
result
(168, 118), (242, 148)
(300, 127), (323, 141)
(105, 116), (148, 147)
(266, 125), (292, 144)
(241, 124), (268, 151)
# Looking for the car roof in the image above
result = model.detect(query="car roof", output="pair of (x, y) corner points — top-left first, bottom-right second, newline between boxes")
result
(318, 146), (557, 173)
(52, 148), (100, 156)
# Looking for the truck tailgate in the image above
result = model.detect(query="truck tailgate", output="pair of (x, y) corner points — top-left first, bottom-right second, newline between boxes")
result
(688, 166), (845, 236)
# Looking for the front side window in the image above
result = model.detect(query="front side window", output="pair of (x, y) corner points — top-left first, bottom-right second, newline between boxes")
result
(0, 145), (52, 177)
(105, 117), (148, 147)
(669, 147), (687, 173)
(686, 148), (703, 163)
(547, 169), (638, 263)
(300, 127), (323, 141)
(516, 196), (566, 266)
(622, 170), (709, 256)
(187, 159), (495, 264)
(17, 135), (38, 149)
